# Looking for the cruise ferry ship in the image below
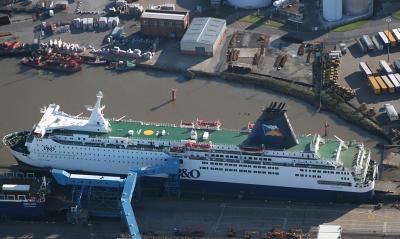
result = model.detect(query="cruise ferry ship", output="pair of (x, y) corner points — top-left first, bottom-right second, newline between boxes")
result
(3, 92), (377, 201)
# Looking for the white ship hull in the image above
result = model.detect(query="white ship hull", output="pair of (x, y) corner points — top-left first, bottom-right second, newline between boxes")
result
(8, 135), (374, 201)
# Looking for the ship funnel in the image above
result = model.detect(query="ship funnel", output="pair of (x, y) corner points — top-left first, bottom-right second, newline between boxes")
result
(241, 102), (298, 149)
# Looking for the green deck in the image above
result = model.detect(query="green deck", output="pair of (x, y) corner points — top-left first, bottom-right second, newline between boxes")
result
(108, 121), (249, 145)
(53, 120), (361, 168)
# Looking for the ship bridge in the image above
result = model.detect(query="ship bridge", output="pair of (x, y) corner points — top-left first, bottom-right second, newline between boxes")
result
(33, 91), (110, 137)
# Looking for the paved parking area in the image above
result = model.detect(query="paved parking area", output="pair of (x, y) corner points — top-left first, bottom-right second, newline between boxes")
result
(1, 197), (400, 238)
(339, 39), (400, 114)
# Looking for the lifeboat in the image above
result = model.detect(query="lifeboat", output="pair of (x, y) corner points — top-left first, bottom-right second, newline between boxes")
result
(195, 119), (221, 130)
(170, 146), (185, 153)
(247, 122), (255, 131)
(180, 120), (194, 128)
(185, 141), (211, 149)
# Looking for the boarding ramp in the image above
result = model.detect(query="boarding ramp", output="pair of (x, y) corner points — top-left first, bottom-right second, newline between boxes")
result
(51, 158), (180, 239)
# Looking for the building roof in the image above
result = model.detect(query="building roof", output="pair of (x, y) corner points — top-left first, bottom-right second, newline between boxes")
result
(181, 17), (226, 45)
(141, 9), (188, 21)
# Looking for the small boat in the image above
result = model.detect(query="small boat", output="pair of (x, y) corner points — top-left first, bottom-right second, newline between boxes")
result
(114, 60), (136, 72)
(86, 58), (107, 66)
(21, 57), (82, 73)
(105, 62), (116, 70)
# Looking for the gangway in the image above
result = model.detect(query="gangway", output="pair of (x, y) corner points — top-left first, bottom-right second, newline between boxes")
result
(51, 158), (180, 239)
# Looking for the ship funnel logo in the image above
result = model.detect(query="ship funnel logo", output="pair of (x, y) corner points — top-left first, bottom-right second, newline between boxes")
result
(262, 124), (283, 137)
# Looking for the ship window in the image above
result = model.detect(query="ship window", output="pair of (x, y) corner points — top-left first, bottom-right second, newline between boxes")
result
(300, 169), (303, 172)
(317, 175), (321, 178)
(7, 195), (15, 200)
(295, 174), (299, 176)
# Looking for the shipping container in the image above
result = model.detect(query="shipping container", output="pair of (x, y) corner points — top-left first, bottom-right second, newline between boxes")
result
(388, 74), (400, 89)
(384, 104), (399, 121)
(382, 75), (395, 93)
(379, 60), (394, 74)
(356, 38), (367, 53)
(394, 59), (400, 72)
(359, 62), (372, 76)
(368, 76), (381, 94)
(318, 225), (342, 239)
(375, 76), (388, 93)
(379, 31), (389, 45)
(384, 30), (397, 47)
(393, 29), (400, 42)
(362, 35), (374, 51)
(394, 73), (400, 86)
(372, 35), (383, 50)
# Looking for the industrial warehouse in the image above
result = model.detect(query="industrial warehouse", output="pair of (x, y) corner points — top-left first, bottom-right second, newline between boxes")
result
(140, 9), (189, 38)
(180, 17), (226, 56)
(2, 0), (400, 239)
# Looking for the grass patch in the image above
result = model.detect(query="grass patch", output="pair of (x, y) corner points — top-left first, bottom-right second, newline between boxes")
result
(266, 20), (284, 28)
(239, 14), (263, 24)
(333, 20), (368, 32)
(393, 10), (400, 20)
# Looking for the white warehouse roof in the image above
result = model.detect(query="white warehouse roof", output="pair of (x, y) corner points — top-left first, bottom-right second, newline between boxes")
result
(181, 17), (226, 45)
(141, 10), (187, 21)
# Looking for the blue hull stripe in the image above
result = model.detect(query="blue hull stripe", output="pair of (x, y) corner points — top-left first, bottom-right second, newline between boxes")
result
(141, 177), (374, 202)
(0, 201), (46, 217)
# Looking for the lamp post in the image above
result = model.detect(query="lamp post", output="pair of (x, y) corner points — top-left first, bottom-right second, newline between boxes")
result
(386, 17), (392, 63)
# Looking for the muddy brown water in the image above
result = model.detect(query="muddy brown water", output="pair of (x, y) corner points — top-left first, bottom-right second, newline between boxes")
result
(0, 57), (383, 167)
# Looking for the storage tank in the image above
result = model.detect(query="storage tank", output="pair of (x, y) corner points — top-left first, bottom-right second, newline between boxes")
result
(343, 0), (372, 16)
(227, 0), (272, 9)
(322, 0), (343, 22)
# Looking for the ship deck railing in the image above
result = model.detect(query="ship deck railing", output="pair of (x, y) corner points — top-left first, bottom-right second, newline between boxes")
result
(0, 194), (29, 202)
(0, 171), (35, 179)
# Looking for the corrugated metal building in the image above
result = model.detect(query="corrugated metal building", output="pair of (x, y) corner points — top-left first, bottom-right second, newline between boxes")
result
(180, 17), (226, 57)
(140, 9), (189, 38)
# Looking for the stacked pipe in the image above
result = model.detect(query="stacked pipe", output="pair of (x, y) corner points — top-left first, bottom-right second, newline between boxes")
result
(324, 50), (356, 101)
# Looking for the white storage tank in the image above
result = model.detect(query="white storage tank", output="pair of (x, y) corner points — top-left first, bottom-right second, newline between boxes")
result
(343, 0), (372, 16)
(322, 0), (343, 22)
(227, 0), (272, 9)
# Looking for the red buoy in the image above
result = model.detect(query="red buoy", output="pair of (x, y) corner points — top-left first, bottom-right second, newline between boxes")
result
(324, 122), (330, 137)
(171, 88), (177, 101)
